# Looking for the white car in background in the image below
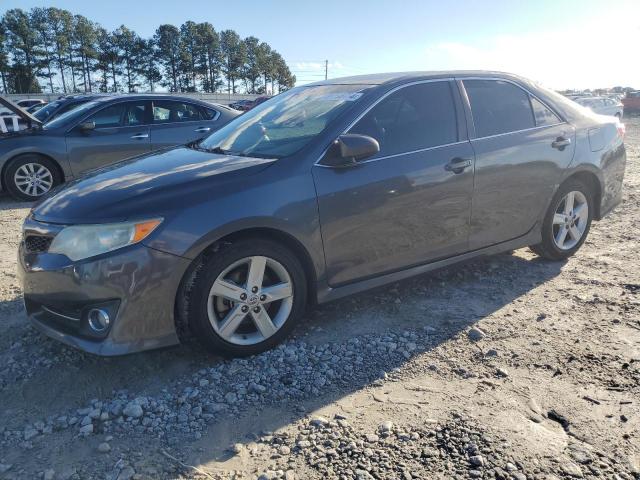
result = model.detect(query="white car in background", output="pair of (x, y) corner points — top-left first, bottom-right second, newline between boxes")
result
(574, 97), (624, 118)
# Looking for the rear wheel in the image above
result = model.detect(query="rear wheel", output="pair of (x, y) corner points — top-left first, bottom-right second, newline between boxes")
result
(530, 179), (593, 260)
(4, 154), (62, 201)
(182, 239), (307, 357)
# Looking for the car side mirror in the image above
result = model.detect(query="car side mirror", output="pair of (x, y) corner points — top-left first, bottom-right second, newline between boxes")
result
(322, 134), (380, 167)
(78, 121), (95, 132)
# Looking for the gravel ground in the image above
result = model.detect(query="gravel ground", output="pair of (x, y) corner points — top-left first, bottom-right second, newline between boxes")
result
(0, 118), (638, 480)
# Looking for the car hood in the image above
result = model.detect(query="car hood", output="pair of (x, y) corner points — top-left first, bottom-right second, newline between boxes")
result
(33, 146), (277, 224)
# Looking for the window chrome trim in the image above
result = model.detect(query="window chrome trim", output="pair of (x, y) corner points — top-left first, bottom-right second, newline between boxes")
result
(468, 122), (567, 142)
(67, 99), (220, 133)
(314, 78), (457, 167)
(458, 76), (569, 140)
(314, 140), (470, 168)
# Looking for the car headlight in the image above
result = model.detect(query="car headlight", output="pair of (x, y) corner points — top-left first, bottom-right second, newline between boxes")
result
(48, 218), (162, 261)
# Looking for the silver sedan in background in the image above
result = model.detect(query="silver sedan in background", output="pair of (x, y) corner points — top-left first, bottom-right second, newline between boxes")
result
(574, 96), (624, 118)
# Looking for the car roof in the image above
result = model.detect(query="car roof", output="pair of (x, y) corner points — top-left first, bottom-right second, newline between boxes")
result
(74, 94), (225, 109)
(306, 70), (530, 86)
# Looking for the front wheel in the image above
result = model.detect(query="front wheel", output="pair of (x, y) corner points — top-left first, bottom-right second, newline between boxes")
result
(181, 239), (308, 357)
(4, 155), (61, 201)
(530, 179), (594, 260)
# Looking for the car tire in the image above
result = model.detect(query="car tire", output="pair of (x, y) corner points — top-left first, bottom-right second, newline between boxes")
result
(530, 178), (594, 261)
(4, 154), (62, 201)
(182, 238), (308, 357)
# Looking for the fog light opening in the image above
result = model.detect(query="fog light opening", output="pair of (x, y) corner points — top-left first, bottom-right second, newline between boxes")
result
(87, 308), (110, 332)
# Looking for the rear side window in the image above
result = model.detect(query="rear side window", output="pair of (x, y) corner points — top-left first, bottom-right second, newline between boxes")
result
(153, 101), (203, 123)
(201, 107), (218, 120)
(464, 79), (535, 137)
(124, 101), (148, 126)
(530, 97), (561, 126)
(348, 81), (458, 157)
(87, 104), (124, 128)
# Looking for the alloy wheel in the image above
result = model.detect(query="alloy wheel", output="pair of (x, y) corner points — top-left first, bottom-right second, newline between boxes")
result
(14, 163), (53, 197)
(207, 256), (294, 345)
(552, 190), (589, 250)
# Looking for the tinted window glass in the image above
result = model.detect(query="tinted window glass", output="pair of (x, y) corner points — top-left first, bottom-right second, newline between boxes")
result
(348, 82), (457, 157)
(201, 107), (218, 120)
(530, 97), (560, 126)
(153, 101), (202, 123)
(464, 80), (535, 137)
(88, 104), (124, 128)
(124, 101), (147, 126)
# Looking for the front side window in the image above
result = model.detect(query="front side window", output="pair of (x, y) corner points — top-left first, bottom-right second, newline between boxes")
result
(464, 79), (535, 137)
(153, 101), (202, 123)
(198, 84), (374, 158)
(348, 81), (458, 158)
(87, 104), (125, 128)
(530, 97), (561, 126)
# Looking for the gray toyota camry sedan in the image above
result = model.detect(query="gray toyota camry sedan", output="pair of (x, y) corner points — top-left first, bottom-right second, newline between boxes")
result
(0, 94), (238, 200)
(18, 71), (626, 357)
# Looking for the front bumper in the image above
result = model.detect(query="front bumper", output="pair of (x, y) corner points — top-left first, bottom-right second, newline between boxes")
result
(18, 233), (192, 356)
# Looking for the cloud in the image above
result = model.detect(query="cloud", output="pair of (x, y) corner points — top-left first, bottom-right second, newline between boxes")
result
(424, 19), (640, 89)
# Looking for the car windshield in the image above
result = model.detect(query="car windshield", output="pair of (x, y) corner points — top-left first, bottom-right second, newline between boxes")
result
(42, 100), (102, 129)
(197, 84), (373, 158)
(33, 101), (62, 121)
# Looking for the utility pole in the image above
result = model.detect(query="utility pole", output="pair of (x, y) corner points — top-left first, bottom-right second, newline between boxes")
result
(325, 60), (328, 80)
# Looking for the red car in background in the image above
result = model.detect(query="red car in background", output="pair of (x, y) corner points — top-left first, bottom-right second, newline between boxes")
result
(622, 91), (640, 114)
(249, 96), (271, 109)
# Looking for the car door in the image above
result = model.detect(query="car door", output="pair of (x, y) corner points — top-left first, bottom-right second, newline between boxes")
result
(313, 80), (475, 286)
(461, 78), (576, 250)
(149, 100), (219, 150)
(65, 100), (151, 175)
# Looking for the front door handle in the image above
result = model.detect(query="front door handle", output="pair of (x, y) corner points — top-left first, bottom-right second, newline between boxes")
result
(130, 133), (149, 140)
(552, 136), (571, 150)
(195, 127), (211, 133)
(445, 157), (472, 174)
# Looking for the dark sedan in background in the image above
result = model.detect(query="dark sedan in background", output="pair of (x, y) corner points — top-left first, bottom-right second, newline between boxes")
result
(0, 94), (239, 200)
(18, 71), (626, 357)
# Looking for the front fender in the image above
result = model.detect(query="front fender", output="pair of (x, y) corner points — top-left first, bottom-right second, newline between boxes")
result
(143, 170), (325, 283)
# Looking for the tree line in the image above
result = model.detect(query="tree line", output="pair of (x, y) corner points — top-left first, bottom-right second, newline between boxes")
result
(0, 7), (296, 95)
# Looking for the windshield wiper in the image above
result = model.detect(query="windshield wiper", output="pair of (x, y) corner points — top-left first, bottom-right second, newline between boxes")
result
(232, 151), (279, 160)
(188, 142), (235, 155)
(206, 146), (234, 155)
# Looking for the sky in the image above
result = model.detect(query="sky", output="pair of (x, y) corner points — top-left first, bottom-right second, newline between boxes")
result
(2, 0), (640, 90)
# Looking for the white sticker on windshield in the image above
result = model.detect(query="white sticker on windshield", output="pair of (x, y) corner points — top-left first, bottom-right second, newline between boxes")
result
(314, 92), (365, 102)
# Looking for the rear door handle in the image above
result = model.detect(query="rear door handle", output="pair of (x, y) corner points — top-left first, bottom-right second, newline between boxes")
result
(130, 133), (149, 140)
(445, 157), (472, 174)
(552, 136), (571, 150)
(195, 127), (211, 133)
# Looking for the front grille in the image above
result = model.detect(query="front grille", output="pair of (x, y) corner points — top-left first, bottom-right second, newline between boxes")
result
(25, 235), (53, 253)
